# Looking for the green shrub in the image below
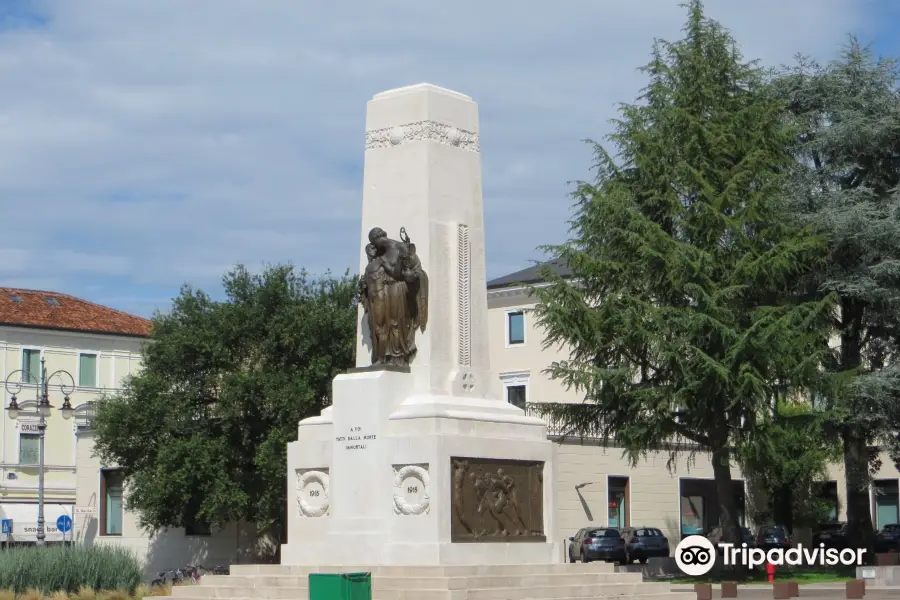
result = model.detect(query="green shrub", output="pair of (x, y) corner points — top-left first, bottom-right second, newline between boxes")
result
(0, 545), (142, 595)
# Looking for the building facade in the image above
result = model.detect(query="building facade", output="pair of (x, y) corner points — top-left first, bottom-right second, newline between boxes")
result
(0, 286), (246, 575)
(0, 287), (147, 545)
(74, 428), (253, 578)
(486, 263), (900, 549)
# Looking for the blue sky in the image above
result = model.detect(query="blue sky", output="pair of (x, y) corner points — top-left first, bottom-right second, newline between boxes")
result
(0, 0), (898, 318)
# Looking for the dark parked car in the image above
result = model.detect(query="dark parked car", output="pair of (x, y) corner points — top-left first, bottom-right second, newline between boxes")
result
(707, 526), (756, 552)
(813, 522), (848, 549)
(568, 527), (629, 564)
(756, 525), (791, 552)
(620, 527), (670, 563)
(875, 524), (900, 552)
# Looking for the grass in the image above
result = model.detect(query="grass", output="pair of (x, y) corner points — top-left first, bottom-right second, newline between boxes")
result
(0, 546), (143, 596)
(662, 566), (857, 585)
(0, 586), (172, 600)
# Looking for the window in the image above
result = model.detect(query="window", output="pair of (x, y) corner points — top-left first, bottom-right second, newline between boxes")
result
(874, 480), (899, 529)
(507, 385), (526, 409)
(587, 528), (621, 538)
(43, 296), (60, 306)
(8, 294), (22, 303)
(507, 311), (525, 345)
(101, 469), (124, 536)
(608, 476), (630, 528)
(19, 433), (39, 465)
(79, 353), (98, 387)
(22, 349), (40, 385)
(680, 495), (705, 536)
(500, 372), (530, 411)
(817, 480), (839, 521)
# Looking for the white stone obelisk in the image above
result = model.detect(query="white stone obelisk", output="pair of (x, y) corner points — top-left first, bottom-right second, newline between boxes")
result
(356, 84), (492, 402)
(282, 84), (557, 567)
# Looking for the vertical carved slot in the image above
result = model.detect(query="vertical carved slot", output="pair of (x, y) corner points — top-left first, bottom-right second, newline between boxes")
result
(457, 224), (472, 366)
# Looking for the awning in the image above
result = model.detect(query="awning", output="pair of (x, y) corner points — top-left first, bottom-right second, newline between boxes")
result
(0, 503), (75, 542)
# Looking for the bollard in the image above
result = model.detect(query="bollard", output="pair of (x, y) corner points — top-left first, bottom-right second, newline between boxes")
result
(845, 579), (865, 599)
(695, 583), (713, 600)
(772, 581), (792, 600)
(875, 553), (898, 566)
(721, 581), (738, 598)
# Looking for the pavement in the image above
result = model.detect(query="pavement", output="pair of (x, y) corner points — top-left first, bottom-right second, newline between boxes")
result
(668, 583), (896, 599)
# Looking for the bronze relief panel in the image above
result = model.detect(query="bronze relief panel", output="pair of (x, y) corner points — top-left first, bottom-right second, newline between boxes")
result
(450, 457), (546, 543)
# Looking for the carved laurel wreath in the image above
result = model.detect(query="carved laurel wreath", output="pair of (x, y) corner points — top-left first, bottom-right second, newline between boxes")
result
(297, 469), (330, 518)
(393, 465), (431, 516)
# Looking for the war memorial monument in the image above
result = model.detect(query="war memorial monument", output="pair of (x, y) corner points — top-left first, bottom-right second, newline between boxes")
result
(167, 84), (690, 600)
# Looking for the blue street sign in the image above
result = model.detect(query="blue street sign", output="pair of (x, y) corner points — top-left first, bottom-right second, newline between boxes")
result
(56, 514), (72, 533)
(1, 519), (10, 535)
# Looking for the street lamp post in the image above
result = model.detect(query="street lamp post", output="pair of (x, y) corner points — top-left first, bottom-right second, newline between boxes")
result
(5, 356), (74, 546)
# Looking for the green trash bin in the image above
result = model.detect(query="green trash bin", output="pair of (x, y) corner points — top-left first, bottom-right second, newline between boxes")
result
(308, 572), (372, 600)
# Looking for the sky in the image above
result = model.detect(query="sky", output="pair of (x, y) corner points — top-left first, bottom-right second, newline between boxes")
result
(0, 0), (898, 318)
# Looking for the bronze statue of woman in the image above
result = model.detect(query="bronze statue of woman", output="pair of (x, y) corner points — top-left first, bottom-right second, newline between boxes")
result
(358, 226), (428, 366)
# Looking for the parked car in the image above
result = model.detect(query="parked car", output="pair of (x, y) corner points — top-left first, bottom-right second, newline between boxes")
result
(707, 525), (756, 552)
(812, 522), (848, 549)
(875, 524), (900, 552)
(568, 527), (629, 564)
(756, 525), (791, 552)
(619, 526), (670, 563)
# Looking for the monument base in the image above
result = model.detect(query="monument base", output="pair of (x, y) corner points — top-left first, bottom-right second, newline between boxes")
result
(173, 563), (694, 600)
(281, 370), (559, 567)
(281, 540), (558, 567)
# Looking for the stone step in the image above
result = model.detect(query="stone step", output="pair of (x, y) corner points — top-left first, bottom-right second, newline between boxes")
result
(168, 593), (691, 600)
(167, 582), (681, 600)
(545, 596), (693, 600)
(188, 572), (643, 590)
(371, 593), (693, 600)
(464, 582), (676, 600)
(228, 563), (617, 577)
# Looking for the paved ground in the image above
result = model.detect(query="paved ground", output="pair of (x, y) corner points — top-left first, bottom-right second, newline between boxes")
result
(668, 583), (895, 599)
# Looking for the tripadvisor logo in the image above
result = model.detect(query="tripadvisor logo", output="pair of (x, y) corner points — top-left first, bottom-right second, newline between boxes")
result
(675, 535), (866, 576)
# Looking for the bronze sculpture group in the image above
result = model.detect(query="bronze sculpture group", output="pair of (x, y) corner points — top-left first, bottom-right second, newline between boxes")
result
(358, 226), (429, 367)
(356, 227), (546, 543)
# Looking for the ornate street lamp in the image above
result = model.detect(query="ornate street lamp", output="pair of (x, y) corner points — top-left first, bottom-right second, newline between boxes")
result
(5, 356), (75, 546)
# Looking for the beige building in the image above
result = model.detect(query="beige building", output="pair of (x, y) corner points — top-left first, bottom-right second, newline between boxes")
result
(0, 287), (147, 544)
(486, 263), (900, 548)
(75, 428), (252, 577)
(0, 287), (243, 576)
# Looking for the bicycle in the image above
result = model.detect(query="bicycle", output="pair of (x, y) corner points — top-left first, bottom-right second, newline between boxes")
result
(150, 568), (187, 587)
(181, 565), (201, 584)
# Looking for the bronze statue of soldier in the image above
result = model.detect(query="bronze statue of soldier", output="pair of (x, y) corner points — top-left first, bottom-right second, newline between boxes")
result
(358, 226), (429, 367)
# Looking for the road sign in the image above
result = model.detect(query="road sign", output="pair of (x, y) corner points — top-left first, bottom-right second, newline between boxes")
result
(1, 519), (10, 535)
(56, 514), (72, 533)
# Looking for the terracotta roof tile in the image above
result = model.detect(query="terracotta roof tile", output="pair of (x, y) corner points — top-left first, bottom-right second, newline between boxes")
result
(0, 288), (152, 337)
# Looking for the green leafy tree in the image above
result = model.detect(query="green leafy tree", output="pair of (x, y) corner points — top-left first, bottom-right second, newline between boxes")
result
(530, 0), (832, 548)
(738, 402), (841, 531)
(91, 264), (357, 546)
(773, 39), (900, 557)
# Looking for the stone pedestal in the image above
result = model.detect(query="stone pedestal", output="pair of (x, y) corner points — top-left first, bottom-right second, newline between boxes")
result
(281, 83), (559, 566)
(281, 369), (558, 566)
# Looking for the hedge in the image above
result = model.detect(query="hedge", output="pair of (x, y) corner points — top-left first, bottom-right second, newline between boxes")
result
(0, 546), (142, 595)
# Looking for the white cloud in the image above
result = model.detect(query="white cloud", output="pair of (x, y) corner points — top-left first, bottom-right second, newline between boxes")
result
(0, 0), (881, 316)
